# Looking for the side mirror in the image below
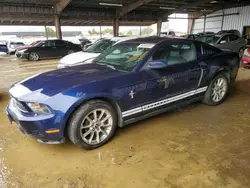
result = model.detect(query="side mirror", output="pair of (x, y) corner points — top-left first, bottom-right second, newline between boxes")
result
(146, 60), (168, 69)
(220, 40), (227, 44)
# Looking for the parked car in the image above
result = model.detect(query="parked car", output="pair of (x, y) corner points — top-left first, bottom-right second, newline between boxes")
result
(197, 33), (246, 57)
(160, 31), (175, 37)
(180, 34), (199, 40)
(15, 40), (42, 55)
(57, 37), (135, 69)
(0, 44), (8, 53)
(6, 37), (240, 149)
(79, 38), (92, 50)
(15, 40), (82, 61)
(197, 32), (215, 36)
(217, 30), (241, 37)
(241, 47), (250, 68)
(7, 41), (25, 54)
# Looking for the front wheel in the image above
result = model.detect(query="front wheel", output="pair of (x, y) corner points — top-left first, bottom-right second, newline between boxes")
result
(67, 100), (117, 149)
(203, 73), (229, 106)
(29, 52), (39, 61)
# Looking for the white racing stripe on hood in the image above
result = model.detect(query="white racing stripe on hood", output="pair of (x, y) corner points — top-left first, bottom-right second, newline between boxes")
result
(9, 84), (32, 98)
(59, 51), (100, 65)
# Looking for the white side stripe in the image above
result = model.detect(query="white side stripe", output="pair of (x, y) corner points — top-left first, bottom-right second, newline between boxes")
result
(122, 86), (208, 118)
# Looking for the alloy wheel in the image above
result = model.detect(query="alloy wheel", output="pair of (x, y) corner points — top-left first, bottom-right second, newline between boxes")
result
(29, 52), (39, 61)
(211, 78), (227, 102)
(80, 109), (113, 145)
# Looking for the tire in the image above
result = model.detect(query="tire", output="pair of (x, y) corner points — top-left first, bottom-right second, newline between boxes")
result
(202, 73), (229, 106)
(239, 48), (244, 58)
(29, 52), (39, 61)
(67, 100), (117, 150)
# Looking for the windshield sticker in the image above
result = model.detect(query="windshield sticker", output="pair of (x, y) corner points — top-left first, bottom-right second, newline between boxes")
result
(138, 43), (155, 49)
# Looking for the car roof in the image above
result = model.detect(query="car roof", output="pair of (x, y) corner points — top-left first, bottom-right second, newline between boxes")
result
(119, 36), (194, 44)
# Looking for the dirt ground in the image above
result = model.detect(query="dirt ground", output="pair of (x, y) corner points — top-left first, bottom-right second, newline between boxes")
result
(0, 55), (250, 188)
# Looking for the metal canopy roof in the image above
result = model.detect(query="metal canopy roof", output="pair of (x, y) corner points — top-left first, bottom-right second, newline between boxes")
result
(0, 0), (250, 26)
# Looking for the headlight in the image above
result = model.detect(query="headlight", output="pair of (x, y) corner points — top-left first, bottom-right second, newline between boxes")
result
(27, 103), (51, 114)
(19, 49), (27, 53)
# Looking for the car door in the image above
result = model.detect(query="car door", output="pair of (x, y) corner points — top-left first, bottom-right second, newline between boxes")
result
(55, 40), (69, 57)
(228, 35), (245, 52)
(141, 41), (202, 105)
(38, 40), (57, 58)
(215, 35), (231, 51)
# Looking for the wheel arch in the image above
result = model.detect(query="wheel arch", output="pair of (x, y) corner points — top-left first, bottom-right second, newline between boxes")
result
(211, 68), (231, 83)
(62, 96), (123, 137)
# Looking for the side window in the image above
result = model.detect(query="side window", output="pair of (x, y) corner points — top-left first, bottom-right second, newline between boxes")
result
(55, 40), (66, 46)
(229, 35), (239, 41)
(219, 35), (229, 44)
(201, 44), (219, 55)
(48, 41), (56, 47)
(150, 43), (196, 66)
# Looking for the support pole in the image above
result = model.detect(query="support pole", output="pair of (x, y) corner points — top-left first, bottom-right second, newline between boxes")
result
(157, 19), (162, 36)
(221, 11), (225, 30)
(140, 26), (142, 36)
(100, 24), (102, 39)
(113, 19), (119, 37)
(54, 15), (62, 40)
(44, 25), (48, 40)
(203, 14), (207, 33)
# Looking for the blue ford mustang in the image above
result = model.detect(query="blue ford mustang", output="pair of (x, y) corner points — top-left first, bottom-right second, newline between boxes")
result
(6, 37), (240, 149)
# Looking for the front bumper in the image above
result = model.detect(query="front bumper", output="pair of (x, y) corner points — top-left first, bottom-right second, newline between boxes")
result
(15, 51), (29, 59)
(6, 99), (65, 144)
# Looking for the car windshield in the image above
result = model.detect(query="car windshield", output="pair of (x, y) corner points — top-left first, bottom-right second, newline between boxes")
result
(197, 35), (220, 44)
(84, 39), (116, 53)
(93, 43), (153, 72)
(35, 41), (46, 47)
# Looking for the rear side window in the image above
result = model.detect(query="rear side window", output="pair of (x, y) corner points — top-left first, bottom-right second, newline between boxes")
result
(201, 44), (220, 55)
(229, 35), (239, 41)
(55, 40), (67, 46)
(150, 43), (197, 66)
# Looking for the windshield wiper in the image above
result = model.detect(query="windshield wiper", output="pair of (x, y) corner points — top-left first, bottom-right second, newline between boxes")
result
(97, 62), (116, 70)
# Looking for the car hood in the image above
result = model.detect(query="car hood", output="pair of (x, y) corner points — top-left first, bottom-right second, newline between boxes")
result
(9, 64), (125, 101)
(16, 45), (32, 51)
(59, 51), (100, 65)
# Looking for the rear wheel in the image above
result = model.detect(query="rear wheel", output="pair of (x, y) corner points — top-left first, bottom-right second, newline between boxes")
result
(203, 73), (229, 106)
(29, 52), (39, 61)
(67, 100), (117, 149)
(239, 48), (244, 58)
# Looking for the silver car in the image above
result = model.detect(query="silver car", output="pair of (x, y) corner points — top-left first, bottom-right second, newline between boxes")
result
(197, 33), (246, 57)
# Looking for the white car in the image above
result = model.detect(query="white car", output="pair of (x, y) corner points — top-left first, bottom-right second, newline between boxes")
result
(7, 41), (25, 54)
(57, 37), (135, 69)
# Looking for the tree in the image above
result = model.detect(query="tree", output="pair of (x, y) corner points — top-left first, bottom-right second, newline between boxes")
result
(45, 27), (56, 38)
(126, 30), (133, 36)
(88, 28), (100, 35)
(102, 28), (113, 35)
(141, 27), (153, 36)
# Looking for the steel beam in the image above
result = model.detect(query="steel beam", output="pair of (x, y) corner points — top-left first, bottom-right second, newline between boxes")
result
(118, 0), (153, 17)
(55, 0), (72, 14)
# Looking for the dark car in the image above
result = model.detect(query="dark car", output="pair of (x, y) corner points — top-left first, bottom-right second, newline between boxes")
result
(0, 44), (8, 53)
(197, 33), (246, 56)
(6, 37), (239, 149)
(16, 40), (82, 61)
(180, 34), (199, 40)
(217, 30), (241, 37)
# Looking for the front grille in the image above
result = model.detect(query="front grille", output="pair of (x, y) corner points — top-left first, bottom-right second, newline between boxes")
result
(12, 98), (29, 113)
